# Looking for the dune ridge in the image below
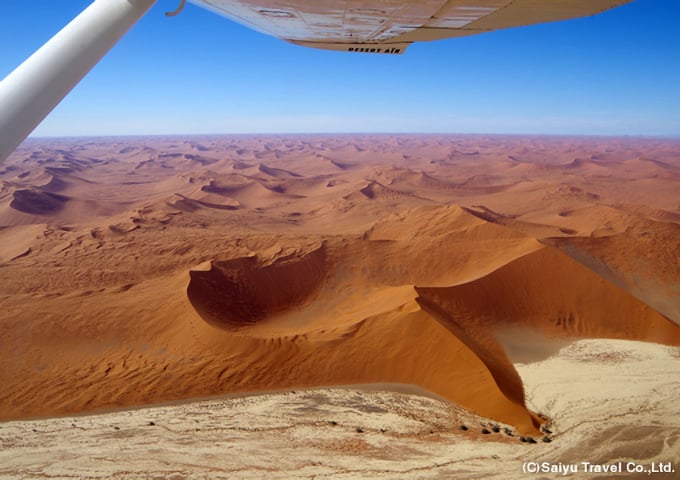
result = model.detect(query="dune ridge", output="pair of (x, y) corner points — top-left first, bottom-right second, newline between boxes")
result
(184, 205), (678, 432)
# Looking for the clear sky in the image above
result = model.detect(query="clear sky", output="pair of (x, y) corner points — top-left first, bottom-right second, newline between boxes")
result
(1, 0), (679, 137)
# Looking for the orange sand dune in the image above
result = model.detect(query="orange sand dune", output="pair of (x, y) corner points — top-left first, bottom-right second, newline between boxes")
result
(415, 246), (680, 343)
(1, 135), (679, 439)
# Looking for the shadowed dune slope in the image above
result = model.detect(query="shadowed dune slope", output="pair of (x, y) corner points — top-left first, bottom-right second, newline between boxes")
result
(10, 189), (69, 214)
(188, 243), (327, 328)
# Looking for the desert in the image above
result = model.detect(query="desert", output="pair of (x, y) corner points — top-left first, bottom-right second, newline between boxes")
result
(0, 134), (679, 478)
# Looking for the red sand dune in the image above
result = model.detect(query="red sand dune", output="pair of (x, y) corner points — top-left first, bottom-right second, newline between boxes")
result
(0, 135), (679, 437)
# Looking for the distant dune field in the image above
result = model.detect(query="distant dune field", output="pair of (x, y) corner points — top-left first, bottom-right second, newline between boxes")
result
(0, 135), (678, 476)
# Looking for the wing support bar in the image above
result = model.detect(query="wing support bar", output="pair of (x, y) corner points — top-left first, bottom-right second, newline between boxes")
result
(0, 0), (157, 162)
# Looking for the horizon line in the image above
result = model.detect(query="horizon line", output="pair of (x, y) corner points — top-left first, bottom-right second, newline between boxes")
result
(23, 132), (680, 141)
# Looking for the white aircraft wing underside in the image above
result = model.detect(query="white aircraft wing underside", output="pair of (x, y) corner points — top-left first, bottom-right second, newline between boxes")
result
(188, 0), (634, 53)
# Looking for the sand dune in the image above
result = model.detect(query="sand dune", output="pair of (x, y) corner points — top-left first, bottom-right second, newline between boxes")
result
(1, 135), (678, 458)
(257, 163), (303, 178)
(344, 181), (421, 202)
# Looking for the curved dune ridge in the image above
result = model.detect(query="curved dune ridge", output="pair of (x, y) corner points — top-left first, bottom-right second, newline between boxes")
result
(181, 205), (679, 433)
(1, 135), (679, 442)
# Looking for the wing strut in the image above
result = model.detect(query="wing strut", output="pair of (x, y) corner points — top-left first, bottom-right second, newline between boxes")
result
(0, 0), (157, 163)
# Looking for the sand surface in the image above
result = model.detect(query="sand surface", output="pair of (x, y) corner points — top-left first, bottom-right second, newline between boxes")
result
(0, 134), (679, 473)
(0, 339), (677, 479)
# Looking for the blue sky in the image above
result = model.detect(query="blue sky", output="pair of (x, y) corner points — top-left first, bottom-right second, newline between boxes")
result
(1, 0), (679, 137)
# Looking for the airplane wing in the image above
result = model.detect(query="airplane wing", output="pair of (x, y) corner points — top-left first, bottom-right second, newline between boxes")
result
(189, 0), (634, 54)
(0, 0), (634, 162)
